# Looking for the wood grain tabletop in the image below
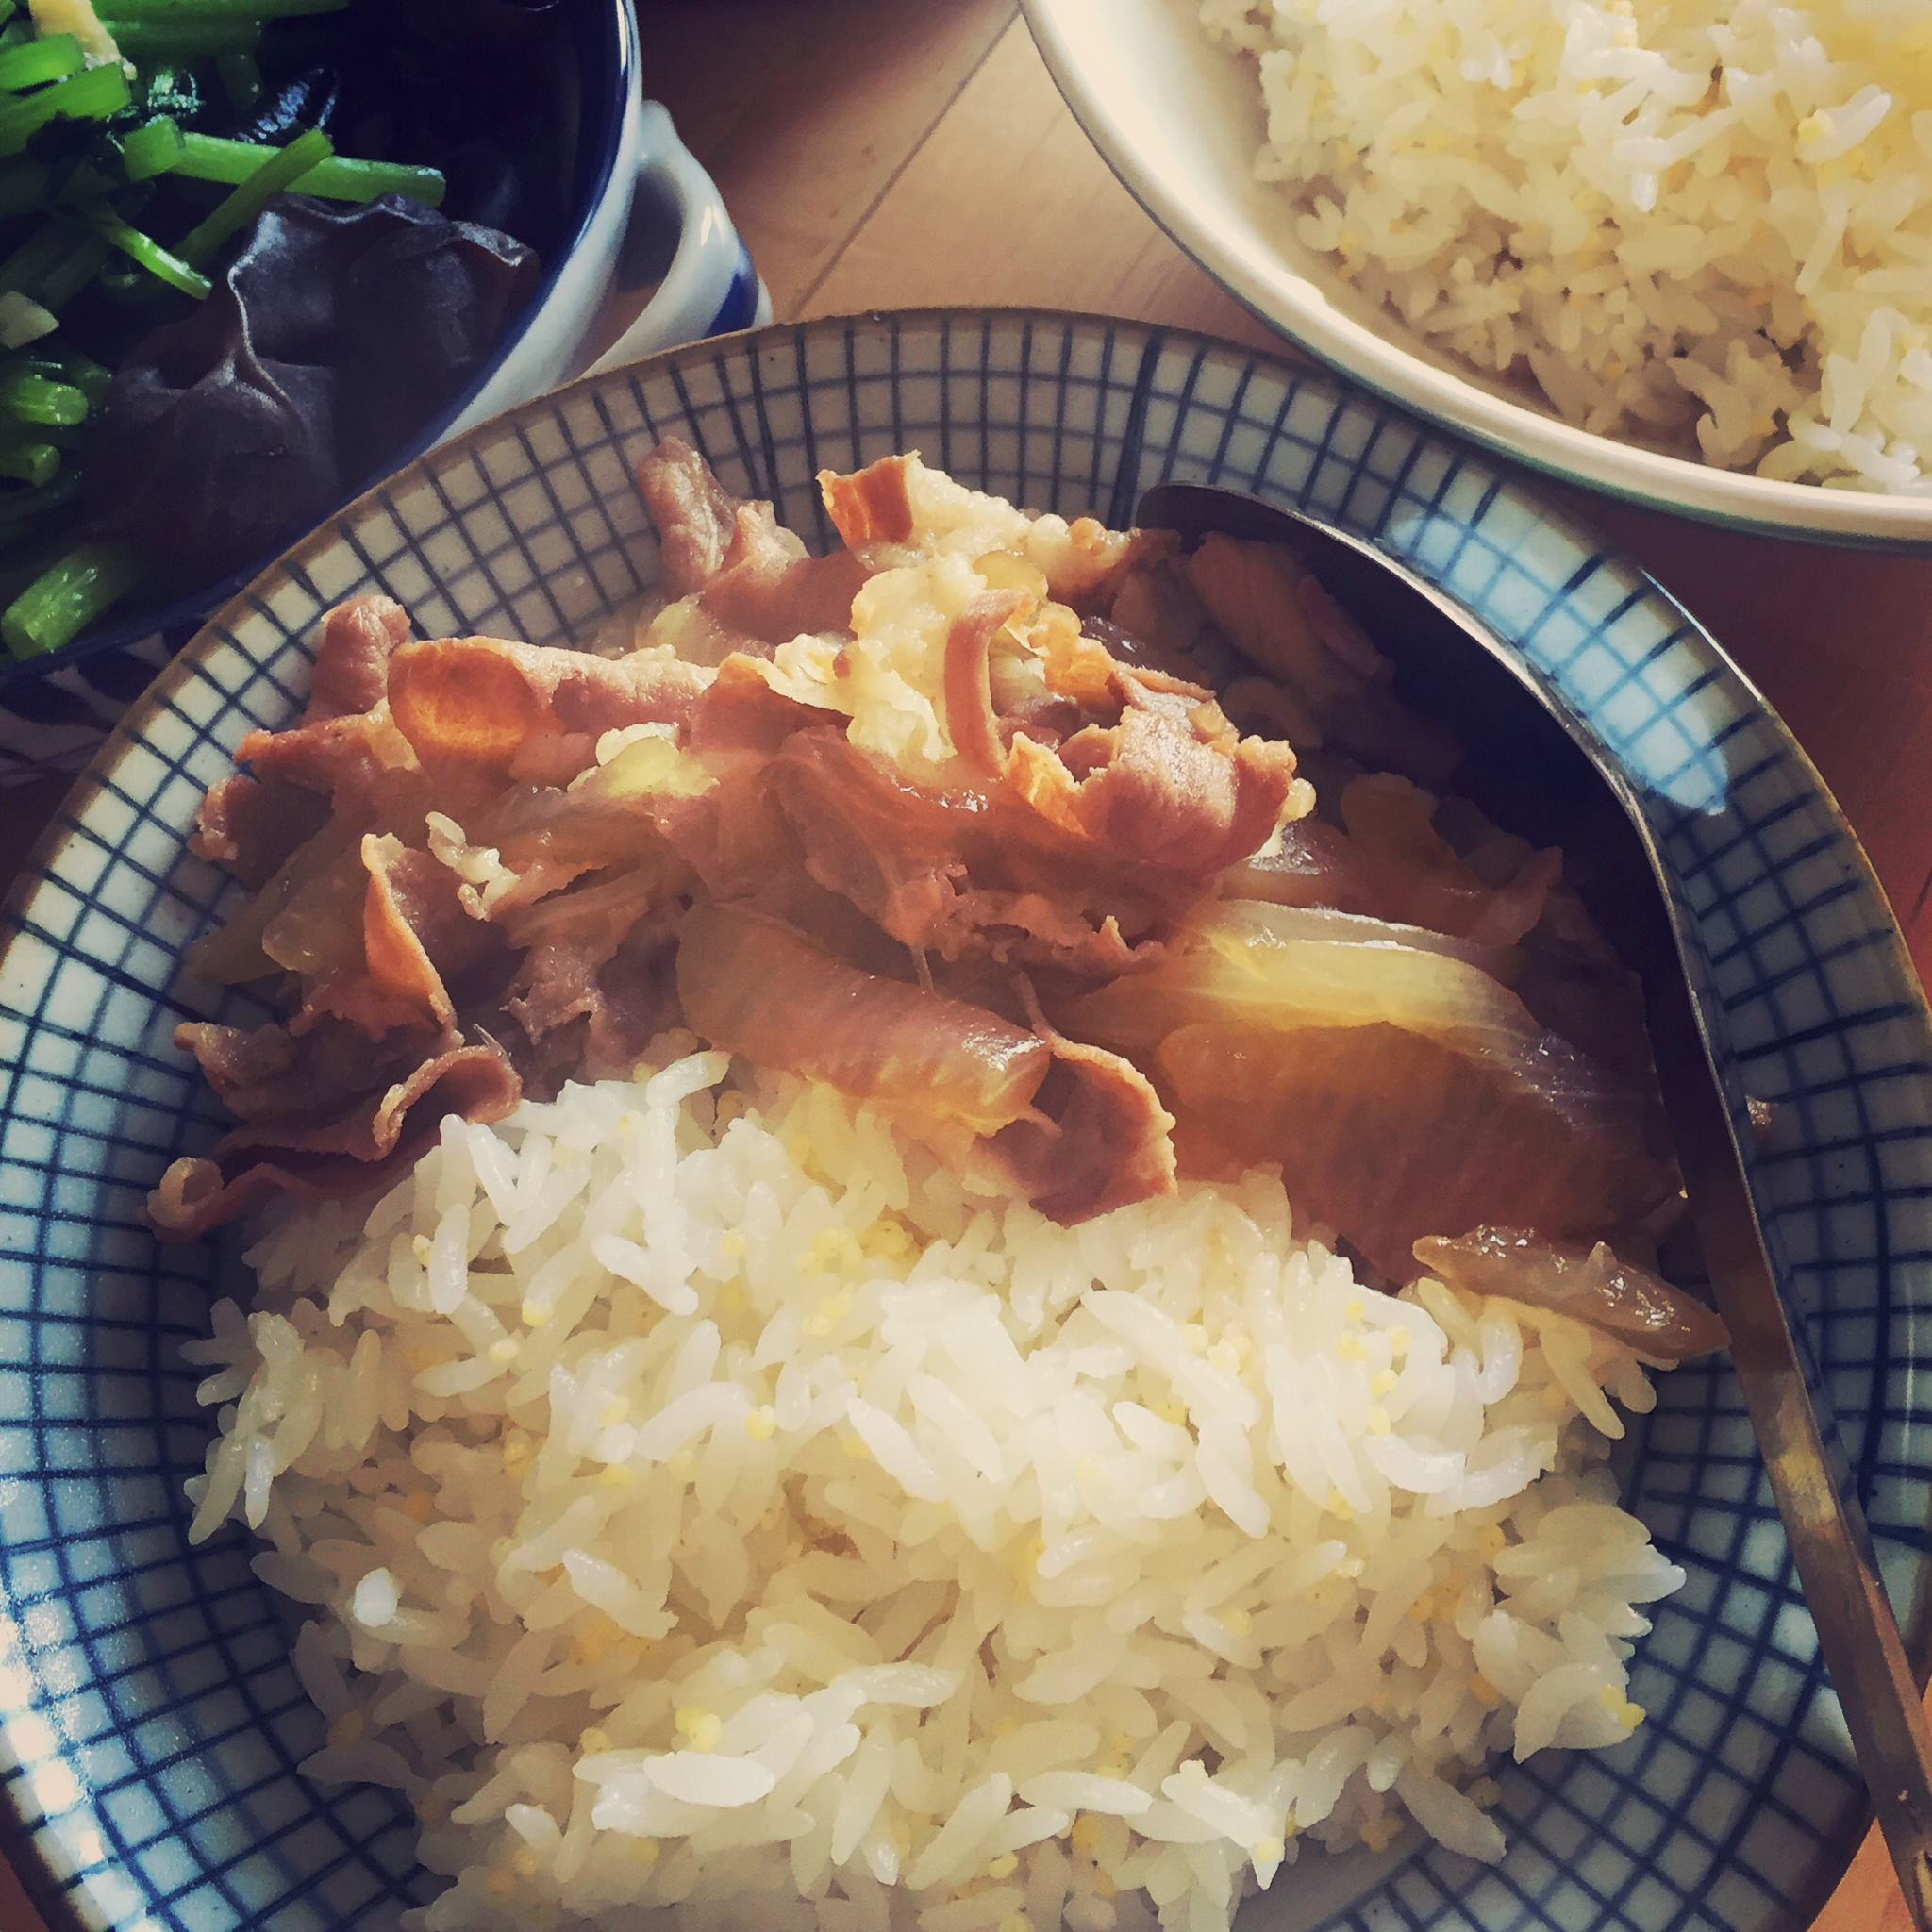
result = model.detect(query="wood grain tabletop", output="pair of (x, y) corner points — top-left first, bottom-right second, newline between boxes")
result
(3, 4), (1928, 1929)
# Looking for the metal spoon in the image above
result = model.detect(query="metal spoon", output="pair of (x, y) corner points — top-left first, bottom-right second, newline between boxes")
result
(1138, 479), (1932, 1928)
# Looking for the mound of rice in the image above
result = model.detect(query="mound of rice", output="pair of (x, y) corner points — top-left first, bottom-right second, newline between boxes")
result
(185, 1042), (1682, 1932)
(1203, 0), (1932, 491)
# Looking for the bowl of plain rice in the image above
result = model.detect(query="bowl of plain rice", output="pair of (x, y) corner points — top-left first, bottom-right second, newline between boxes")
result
(1024, 0), (1932, 546)
(3, 309), (1932, 1932)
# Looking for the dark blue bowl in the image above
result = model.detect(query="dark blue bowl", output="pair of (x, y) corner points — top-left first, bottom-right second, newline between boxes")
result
(0, 0), (660, 781)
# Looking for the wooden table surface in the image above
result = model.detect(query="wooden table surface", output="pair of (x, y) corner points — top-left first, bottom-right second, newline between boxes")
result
(5, 4), (1928, 1929)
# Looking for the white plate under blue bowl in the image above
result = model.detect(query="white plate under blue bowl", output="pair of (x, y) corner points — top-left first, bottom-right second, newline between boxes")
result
(2, 310), (1931, 1932)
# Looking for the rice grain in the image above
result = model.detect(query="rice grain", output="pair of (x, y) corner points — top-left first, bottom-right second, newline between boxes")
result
(184, 1045), (1685, 1932)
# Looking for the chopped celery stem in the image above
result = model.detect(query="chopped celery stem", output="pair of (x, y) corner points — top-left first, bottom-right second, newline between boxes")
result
(178, 125), (332, 267)
(0, 60), (131, 158)
(119, 115), (184, 182)
(99, 20), (261, 59)
(0, 33), (81, 92)
(0, 538), (80, 610)
(175, 132), (443, 208)
(2, 541), (142, 659)
(0, 438), (58, 488)
(87, 208), (210, 298)
(0, 0), (16, 22)
(0, 369), (88, 427)
(20, 344), (108, 405)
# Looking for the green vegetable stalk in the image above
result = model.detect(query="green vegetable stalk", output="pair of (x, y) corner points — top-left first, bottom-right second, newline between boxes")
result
(98, 21), (261, 60)
(177, 124), (331, 266)
(0, 60), (131, 159)
(3, 539), (143, 658)
(0, 31), (80, 91)
(175, 132), (444, 209)
(86, 205), (209, 298)
(119, 115), (187, 182)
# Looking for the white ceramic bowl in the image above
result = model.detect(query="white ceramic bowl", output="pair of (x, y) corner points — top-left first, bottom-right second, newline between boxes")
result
(1023, 0), (1932, 551)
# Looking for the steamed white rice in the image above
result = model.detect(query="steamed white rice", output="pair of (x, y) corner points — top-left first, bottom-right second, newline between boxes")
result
(185, 1041), (1682, 1932)
(1204, 0), (1932, 491)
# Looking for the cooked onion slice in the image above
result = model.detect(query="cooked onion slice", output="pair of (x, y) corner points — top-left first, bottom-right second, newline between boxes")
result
(675, 902), (1051, 1144)
(1067, 900), (1675, 1277)
(1414, 1226), (1728, 1362)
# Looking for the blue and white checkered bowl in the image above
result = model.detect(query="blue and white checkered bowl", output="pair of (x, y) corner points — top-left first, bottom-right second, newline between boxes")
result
(3, 311), (1931, 1932)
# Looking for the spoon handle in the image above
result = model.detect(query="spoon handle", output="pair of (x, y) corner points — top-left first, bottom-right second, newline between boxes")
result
(1639, 921), (1932, 1931)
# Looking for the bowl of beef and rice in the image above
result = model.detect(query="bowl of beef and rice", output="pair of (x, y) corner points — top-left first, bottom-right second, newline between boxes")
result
(1024, 0), (1932, 546)
(0, 310), (1928, 1932)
